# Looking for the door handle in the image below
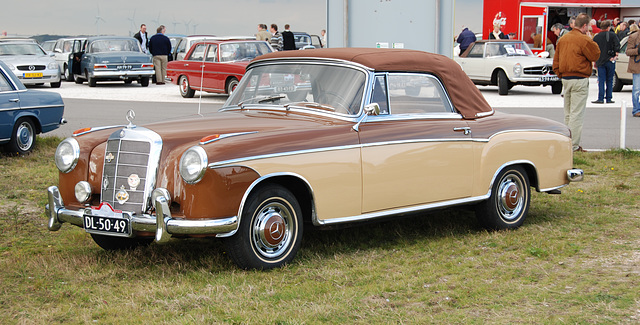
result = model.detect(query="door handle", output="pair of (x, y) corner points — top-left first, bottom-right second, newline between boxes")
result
(453, 127), (471, 135)
(9, 98), (19, 103)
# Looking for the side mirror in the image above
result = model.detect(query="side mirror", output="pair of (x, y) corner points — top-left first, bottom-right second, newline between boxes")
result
(364, 103), (380, 116)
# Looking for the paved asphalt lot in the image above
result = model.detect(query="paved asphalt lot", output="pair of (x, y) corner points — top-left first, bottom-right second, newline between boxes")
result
(37, 77), (640, 150)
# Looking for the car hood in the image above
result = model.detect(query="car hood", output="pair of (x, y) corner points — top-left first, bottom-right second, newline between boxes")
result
(489, 56), (553, 67)
(74, 108), (357, 171)
(88, 51), (152, 63)
(0, 55), (55, 66)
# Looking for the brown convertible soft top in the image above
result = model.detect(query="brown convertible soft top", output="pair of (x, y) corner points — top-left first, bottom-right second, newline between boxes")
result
(251, 48), (493, 119)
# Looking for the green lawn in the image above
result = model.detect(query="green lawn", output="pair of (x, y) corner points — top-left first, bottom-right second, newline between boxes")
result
(1, 138), (639, 323)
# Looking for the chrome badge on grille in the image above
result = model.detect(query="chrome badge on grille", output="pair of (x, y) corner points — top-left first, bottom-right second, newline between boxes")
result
(116, 186), (129, 204)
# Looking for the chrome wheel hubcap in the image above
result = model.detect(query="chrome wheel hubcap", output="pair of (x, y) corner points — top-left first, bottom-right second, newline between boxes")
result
(498, 175), (524, 221)
(16, 122), (34, 151)
(252, 200), (292, 259)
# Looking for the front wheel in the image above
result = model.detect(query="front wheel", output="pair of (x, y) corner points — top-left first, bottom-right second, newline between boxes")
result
(6, 118), (36, 155)
(497, 70), (510, 96)
(476, 166), (530, 230)
(50, 81), (61, 88)
(224, 184), (303, 270)
(179, 75), (195, 98)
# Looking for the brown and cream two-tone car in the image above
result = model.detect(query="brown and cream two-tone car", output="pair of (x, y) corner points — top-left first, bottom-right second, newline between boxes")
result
(45, 48), (583, 270)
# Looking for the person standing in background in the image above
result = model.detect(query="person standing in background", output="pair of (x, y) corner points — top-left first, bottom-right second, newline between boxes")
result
(269, 24), (283, 51)
(282, 24), (295, 51)
(148, 25), (172, 85)
(592, 20), (620, 104)
(256, 24), (272, 42)
(552, 13), (601, 152)
(133, 24), (149, 54)
(456, 26), (476, 54)
(625, 24), (640, 117)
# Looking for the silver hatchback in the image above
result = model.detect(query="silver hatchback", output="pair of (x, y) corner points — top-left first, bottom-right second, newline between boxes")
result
(0, 42), (61, 88)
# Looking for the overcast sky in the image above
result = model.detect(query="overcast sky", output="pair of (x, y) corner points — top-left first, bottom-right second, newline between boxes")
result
(2, 0), (482, 38)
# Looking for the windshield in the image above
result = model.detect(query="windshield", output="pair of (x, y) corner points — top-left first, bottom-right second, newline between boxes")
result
(88, 39), (141, 53)
(225, 63), (366, 115)
(219, 42), (272, 62)
(0, 43), (46, 56)
(486, 42), (534, 57)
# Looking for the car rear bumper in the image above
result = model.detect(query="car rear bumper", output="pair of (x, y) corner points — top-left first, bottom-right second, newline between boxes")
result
(45, 186), (238, 242)
(91, 70), (155, 78)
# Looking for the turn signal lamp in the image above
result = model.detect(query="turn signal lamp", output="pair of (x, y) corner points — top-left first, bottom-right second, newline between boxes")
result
(73, 127), (92, 136)
(199, 134), (220, 145)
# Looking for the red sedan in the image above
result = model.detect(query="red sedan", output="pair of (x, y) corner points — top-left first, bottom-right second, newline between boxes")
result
(167, 39), (273, 97)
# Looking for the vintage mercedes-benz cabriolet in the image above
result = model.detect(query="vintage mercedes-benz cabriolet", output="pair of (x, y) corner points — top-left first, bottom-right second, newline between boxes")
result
(45, 48), (583, 269)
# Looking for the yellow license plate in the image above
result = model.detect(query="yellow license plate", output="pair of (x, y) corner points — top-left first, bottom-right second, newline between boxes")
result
(24, 72), (43, 78)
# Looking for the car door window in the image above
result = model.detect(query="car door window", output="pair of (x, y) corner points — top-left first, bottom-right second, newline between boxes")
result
(467, 43), (484, 58)
(0, 72), (14, 92)
(188, 44), (207, 61)
(387, 74), (452, 114)
(205, 45), (217, 62)
(370, 75), (389, 114)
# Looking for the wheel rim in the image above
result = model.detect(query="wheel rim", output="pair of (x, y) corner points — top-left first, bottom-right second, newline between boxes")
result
(180, 77), (189, 95)
(228, 80), (238, 94)
(497, 174), (525, 221)
(16, 121), (34, 151)
(251, 199), (294, 259)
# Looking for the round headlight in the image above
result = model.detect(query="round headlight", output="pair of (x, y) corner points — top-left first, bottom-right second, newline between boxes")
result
(55, 138), (80, 173)
(513, 63), (522, 77)
(75, 181), (92, 203)
(179, 146), (208, 184)
(48, 62), (59, 70)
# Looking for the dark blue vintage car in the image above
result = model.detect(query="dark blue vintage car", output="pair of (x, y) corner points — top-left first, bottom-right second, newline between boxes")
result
(72, 36), (154, 87)
(0, 60), (65, 154)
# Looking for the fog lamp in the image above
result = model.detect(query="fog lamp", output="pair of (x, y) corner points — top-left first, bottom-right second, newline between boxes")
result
(75, 181), (92, 203)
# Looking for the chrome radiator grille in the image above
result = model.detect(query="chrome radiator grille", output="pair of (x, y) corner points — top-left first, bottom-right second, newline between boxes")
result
(100, 127), (162, 215)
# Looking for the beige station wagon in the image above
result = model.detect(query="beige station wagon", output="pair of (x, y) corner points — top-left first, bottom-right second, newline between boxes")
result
(46, 48), (583, 269)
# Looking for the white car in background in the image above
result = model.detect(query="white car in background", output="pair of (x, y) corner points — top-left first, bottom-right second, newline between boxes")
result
(51, 37), (86, 81)
(455, 40), (561, 95)
(0, 42), (60, 88)
(613, 35), (632, 92)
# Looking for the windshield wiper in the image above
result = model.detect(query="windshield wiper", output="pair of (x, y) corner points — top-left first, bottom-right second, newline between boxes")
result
(285, 101), (335, 112)
(238, 94), (286, 108)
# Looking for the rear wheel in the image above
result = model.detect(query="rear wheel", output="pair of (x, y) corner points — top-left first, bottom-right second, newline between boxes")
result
(139, 77), (150, 87)
(90, 234), (153, 250)
(179, 75), (195, 98)
(224, 184), (303, 270)
(226, 77), (239, 95)
(551, 81), (563, 94)
(88, 72), (97, 87)
(476, 166), (530, 230)
(74, 74), (83, 84)
(6, 118), (36, 155)
(497, 70), (509, 96)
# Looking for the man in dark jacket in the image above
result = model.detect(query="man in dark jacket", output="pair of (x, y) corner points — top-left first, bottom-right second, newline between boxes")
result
(148, 25), (172, 85)
(282, 24), (295, 51)
(133, 24), (149, 54)
(456, 27), (476, 54)
(592, 20), (620, 104)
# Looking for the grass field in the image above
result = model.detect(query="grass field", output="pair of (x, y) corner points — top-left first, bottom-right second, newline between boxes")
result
(1, 137), (639, 324)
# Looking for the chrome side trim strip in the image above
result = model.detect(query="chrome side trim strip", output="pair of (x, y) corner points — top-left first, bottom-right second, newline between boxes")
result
(0, 104), (64, 112)
(315, 195), (489, 226)
(199, 131), (258, 145)
(208, 144), (362, 168)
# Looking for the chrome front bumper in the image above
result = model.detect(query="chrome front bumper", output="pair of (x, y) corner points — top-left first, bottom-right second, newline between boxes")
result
(91, 70), (155, 78)
(45, 186), (238, 243)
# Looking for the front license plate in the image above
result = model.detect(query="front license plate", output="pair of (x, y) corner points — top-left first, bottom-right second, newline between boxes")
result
(84, 215), (131, 236)
(539, 76), (558, 82)
(24, 72), (43, 78)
